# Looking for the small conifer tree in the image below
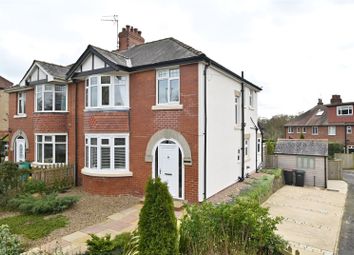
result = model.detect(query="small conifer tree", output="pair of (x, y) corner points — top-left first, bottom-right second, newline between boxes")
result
(138, 178), (178, 255)
(300, 133), (305, 139)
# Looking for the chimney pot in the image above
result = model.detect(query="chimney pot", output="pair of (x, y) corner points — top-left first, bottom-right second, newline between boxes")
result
(330, 94), (342, 105)
(118, 24), (145, 51)
(318, 98), (323, 105)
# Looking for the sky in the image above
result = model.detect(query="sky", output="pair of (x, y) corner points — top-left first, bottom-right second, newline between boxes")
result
(1, 0), (354, 118)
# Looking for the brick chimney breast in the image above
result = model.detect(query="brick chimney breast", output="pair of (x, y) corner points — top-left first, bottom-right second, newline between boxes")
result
(330, 94), (342, 105)
(118, 25), (145, 51)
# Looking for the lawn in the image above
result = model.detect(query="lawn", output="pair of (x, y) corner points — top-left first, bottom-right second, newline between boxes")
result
(0, 214), (67, 240)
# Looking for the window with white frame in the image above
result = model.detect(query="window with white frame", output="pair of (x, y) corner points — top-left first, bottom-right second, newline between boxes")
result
(347, 126), (352, 134)
(297, 156), (315, 169)
(337, 105), (353, 116)
(257, 138), (261, 153)
(288, 127), (294, 133)
(35, 84), (67, 112)
(249, 91), (254, 107)
(328, 126), (336, 135)
(237, 148), (241, 162)
(297, 127), (301, 133)
(312, 126), (318, 135)
(85, 75), (128, 108)
(36, 134), (67, 164)
(235, 95), (240, 125)
(302, 127), (307, 133)
(156, 68), (180, 104)
(17, 92), (26, 115)
(245, 138), (249, 158)
(85, 134), (129, 171)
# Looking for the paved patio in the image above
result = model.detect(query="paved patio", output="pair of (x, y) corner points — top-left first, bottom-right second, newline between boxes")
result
(263, 181), (347, 255)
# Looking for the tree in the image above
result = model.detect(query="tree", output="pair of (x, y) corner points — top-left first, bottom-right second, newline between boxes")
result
(258, 114), (295, 141)
(138, 178), (178, 255)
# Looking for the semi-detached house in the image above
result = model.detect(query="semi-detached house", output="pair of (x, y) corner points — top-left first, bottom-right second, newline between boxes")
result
(6, 25), (262, 202)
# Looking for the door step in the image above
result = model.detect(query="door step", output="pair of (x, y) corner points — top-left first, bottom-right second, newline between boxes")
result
(139, 198), (186, 211)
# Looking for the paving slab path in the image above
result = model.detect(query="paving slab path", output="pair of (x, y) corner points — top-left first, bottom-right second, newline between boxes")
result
(338, 170), (354, 255)
(263, 182), (347, 255)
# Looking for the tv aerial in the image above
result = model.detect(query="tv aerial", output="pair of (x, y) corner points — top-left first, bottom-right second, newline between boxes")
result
(101, 15), (119, 48)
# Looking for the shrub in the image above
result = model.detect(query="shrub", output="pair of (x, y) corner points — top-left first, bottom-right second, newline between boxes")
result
(299, 133), (305, 139)
(238, 175), (275, 203)
(8, 193), (79, 214)
(22, 179), (47, 194)
(0, 162), (29, 207)
(261, 168), (282, 179)
(0, 224), (22, 255)
(86, 232), (131, 255)
(179, 199), (287, 255)
(138, 178), (178, 255)
(266, 140), (275, 155)
(328, 143), (344, 159)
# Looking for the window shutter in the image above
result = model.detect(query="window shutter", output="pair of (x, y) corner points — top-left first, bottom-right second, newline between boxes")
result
(101, 147), (111, 169)
(114, 147), (126, 169)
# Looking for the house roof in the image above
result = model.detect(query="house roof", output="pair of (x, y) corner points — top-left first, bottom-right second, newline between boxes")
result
(35, 60), (71, 80)
(0, 76), (13, 89)
(285, 104), (328, 127)
(67, 37), (262, 91)
(275, 139), (328, 156)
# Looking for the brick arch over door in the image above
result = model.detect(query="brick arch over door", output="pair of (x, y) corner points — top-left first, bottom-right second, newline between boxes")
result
(145, 129), (192, 165)
(10, 130), (29, 151)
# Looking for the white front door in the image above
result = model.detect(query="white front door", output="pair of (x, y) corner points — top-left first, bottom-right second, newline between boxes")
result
(158, 143), (179, 198)
(15, 138), (26, 162)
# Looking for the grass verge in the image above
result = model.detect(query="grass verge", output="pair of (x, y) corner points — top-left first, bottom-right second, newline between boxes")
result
(0, 214), (68, 240)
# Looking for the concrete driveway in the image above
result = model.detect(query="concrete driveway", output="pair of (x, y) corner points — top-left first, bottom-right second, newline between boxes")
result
(263, 182), (347, 255)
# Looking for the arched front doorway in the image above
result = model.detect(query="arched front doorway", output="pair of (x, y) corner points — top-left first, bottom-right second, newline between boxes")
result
(153, 140), (184, 199)
(15, 136), (26, 162)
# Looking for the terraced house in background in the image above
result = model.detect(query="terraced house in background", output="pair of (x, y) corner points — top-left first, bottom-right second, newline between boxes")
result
(5, 25), (262, 202)
(285, 95), (354, 153)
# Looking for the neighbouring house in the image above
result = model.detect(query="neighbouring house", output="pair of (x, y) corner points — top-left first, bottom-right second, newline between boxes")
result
(284, 95), (354, 153)
(5, 25), (262, 202)
(0, 76), (13, 143)
(275, 139), (328, 188)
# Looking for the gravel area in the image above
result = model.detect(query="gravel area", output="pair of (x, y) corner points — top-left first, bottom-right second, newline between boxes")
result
(207, 172), (266, 204)
(17, 187), (140, 249)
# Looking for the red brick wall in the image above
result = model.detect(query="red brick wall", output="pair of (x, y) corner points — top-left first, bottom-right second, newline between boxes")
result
(327, 105), (354, 123)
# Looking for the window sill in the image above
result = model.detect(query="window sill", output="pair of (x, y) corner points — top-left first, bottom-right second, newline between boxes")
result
(82, 168), (133, 177)
(31, 162), (67, 167)
(234, 125), (241, 130)
(151, 104), (183, 111)
(84, 107), (130, 112)
(14, 114), (27, 118)
(34, 111), (69, 114)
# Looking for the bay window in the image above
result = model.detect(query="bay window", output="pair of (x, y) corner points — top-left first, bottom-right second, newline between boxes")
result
(35, 84), (67, 112)
(36, 134), (67, 164)
(85, 75), (128, 108)
(157, 68), (180, 104)
(85, 134), (129, 172)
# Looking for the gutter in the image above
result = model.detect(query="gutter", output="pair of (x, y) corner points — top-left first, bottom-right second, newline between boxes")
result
(344, 124), (347, 153)
(203, 61), (210, 200)
(240, 71), (245, 181)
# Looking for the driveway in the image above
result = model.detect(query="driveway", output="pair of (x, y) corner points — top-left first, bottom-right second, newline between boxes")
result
(338, 170), (354, 255)
(263, 183), (347, 255)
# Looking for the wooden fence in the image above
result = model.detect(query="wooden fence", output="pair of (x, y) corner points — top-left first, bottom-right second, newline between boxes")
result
(31, 164), (74, 187)
(328, 159), (342, 180)
(335, 153), (354, 169)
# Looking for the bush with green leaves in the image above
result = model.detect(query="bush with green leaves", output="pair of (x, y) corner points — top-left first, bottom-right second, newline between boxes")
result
(266, 140), (275, 155)
(22, 179), (47, 194)
(328, 143), (344, 159)
(0, 162), (29, 207)
(238, 175), (275, 203)
(138, 178), (178, 255)
(179, 199), (287, 255)
(0, 224), (22, 255)
(260, 168), (282, 179)
(86, 232), (131, 255)
(8, 193), (79, 214)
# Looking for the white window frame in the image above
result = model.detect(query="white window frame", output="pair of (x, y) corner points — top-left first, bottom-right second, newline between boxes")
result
(35, 84), (68, 112)
(245, 138), (249, 159)
(302, 127), (307, 133)
(312, 126), (319, 135)
(235, 95), (240, 125)
(249, 90), (254, 107)
(34, 133), (68, 165)
(288, 127), (294, 133)
(297, 127), (301, 133)
(328, 126), (336, 136)
(347, 126), (352, 134)
(84, 133), (130, 175)
(17, 92), (26, 115)
(156, 67), (180, 105)
(257, 138), (261, 154)
(85, 75), (129, 110)
(337, 105), (353, 116)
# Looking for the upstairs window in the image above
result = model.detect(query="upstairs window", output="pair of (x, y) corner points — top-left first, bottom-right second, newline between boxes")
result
(337, 105), (353, 116)
(312, 126), (318, 135)
(17, 92), (26, 115)
(35, 84), (67, 112)
(244, 139), (249, 158)
(288, 127), (294, 133)
(328, 126), (336, 136)
(249, 91), (254, 107)
(85, 75), (128, 108)
(235, 95), (240, 125)
(157, 68), (180, 104)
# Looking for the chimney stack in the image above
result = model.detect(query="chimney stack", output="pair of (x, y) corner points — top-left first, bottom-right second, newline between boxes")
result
(330, 95), (342, 105)
(317, 98), (323, 105)
(118, 25), (145, 51)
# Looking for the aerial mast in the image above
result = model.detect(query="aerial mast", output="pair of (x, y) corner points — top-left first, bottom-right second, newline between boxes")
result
(101, 15), (119, 48)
